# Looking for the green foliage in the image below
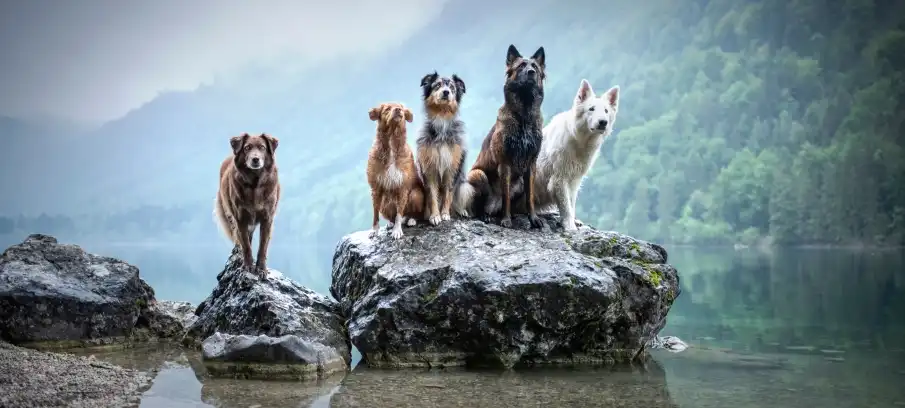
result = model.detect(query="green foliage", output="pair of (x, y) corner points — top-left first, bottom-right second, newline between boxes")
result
(570, 0), (905, 246)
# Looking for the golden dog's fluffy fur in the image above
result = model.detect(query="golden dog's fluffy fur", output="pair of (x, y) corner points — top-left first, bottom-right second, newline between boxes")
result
(366, 102), (425, 240)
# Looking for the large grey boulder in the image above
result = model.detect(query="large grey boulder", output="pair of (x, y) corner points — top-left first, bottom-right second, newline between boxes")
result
(0, 234), (194, 349)
(185, 247), (351, 380)
(331, 213), (681, 368)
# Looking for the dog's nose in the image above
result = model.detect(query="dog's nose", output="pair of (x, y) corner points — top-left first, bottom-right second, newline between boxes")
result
(251, 157), (261, 165)
(597, 119), (608, 129)
(442, 89), (450, 98)
(526, 68), (536, 75)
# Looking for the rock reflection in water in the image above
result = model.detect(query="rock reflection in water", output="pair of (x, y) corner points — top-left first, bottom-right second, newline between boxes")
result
(329, 358), (678, 408)
(79, 345), (678, 407)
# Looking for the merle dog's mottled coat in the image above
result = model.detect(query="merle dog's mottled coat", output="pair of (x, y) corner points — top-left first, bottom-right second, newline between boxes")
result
(466, 44), (547, 228)
(415, 71), (474, 224)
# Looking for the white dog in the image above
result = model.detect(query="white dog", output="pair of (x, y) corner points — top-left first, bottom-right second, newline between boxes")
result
(533, 79), (620, 231)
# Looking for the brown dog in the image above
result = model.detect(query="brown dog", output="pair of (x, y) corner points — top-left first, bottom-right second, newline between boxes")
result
(467, 44), (547, 229)
(214, 132), (281, 277)
(366, 102), (423, 240)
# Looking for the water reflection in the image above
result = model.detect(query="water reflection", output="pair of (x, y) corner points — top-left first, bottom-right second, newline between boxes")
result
(329, 362), (676, 407)
(663, 247), (905, 353)
(45, 244), (905, 407)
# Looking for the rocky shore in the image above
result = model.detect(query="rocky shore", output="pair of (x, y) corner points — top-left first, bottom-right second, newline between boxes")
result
(0, 339), (152, 408)
(0, 215), (683, 405)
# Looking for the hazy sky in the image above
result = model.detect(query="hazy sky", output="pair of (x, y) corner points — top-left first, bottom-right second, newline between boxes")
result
(0, 0), (446, 124)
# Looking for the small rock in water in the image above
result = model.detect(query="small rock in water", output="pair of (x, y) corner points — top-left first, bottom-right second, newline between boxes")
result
(186, 247), (350, 380)
(649, 336), (688, 353)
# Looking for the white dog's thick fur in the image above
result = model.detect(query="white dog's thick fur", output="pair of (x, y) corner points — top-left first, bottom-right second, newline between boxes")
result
(533, 79), (620, 231)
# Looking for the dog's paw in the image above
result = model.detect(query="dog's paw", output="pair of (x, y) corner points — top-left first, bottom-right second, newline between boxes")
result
(574, 218), (585, 227)
(562, 222), (578, 232)
(529, 215), (546, 229)
(387, 221), (395, 228)
(456, 209), (470, 218)
(254, 265), (269, 279)
(481, 214), (494, 224)
(500, 216), (513, 228)
(406, 218), (417, 227)
(429, 215), (442, 226)
(441, 212), (451, 222)
(369, 227), (380, 239)
(390, 227), (404, 240)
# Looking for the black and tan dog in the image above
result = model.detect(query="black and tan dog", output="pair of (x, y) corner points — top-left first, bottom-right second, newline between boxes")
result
(415, 71), (474, 224)
(214, 132), (281, 278)
(466, 44), (547, 228)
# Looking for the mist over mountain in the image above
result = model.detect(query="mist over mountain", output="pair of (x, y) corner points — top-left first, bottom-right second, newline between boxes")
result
(1, 0), (903, 252)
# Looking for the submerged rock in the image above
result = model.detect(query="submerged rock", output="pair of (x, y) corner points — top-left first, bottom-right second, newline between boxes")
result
(185, 247), (351, 380)
(0, 234), (193, 349)
(331, 213), (681, 368)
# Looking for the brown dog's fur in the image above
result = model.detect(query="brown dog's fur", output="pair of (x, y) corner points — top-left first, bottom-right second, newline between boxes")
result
(467, 44), (547, 229)
(366, 102), (424, 240)
(214, 132), (281, 277)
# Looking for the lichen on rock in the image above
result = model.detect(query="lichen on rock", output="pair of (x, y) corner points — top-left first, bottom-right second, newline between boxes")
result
(331, 213), (681, 368)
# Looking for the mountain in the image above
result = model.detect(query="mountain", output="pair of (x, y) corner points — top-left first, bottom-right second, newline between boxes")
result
(2, 0), (903, 248)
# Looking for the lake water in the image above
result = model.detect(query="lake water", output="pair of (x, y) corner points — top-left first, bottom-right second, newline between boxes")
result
(20, 239), (905, 407)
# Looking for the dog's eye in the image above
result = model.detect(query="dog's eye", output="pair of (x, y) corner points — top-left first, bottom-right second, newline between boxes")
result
(604, 108), (609, 114)
(244, 145), (251, 151)
(588, 106), (595, 112)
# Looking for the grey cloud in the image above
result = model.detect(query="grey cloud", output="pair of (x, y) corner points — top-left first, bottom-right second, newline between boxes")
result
(0, 0), (447, 123)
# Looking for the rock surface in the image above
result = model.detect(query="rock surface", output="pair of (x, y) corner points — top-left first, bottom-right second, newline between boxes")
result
(0, 340), (153, 408)
(0, 234), (192, 349)
(331, 213), (681, 368)
(185, 247), (351, 380)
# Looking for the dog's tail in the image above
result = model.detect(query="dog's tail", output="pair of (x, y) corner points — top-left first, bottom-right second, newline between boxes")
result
(213, 195), (239, 245)
(454, 168), (490, 217)
(452, 148), (477, 217)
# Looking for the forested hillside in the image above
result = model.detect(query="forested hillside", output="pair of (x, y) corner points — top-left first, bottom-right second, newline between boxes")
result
(2, 0), (903, 250)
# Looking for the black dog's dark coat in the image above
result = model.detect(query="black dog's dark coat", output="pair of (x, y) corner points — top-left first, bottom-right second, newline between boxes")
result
(467, 44), (547, 228)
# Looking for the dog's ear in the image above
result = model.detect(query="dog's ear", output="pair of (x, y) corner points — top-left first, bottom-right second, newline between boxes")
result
(262, 133), (279, 153)
(603, 85), (620, 110)
(506, 44), (522, 67)
(230, 133), (249, 154)
(420, 71), (438, 88)
(452, 74), (466, 95)
(531, 46), (545, 68)
(575, 79), (594, 105)
(369, 106), (381, 121)
(404, 108), (414, 123)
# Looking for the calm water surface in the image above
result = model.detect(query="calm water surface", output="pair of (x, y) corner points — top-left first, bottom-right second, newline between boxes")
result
(61, 242), (905, 407)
